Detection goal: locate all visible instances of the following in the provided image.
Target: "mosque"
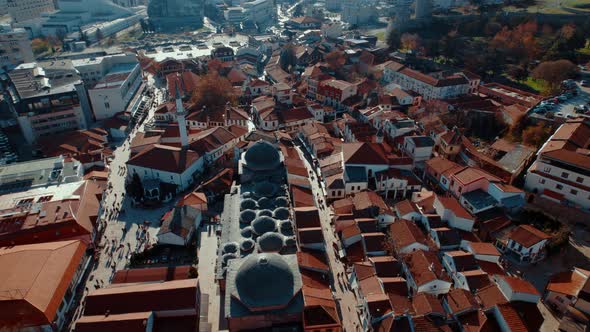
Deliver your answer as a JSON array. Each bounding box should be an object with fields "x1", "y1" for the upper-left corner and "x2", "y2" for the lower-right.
[{"x1": 217, "y1": 140, "x2": 307, "y2": 330}]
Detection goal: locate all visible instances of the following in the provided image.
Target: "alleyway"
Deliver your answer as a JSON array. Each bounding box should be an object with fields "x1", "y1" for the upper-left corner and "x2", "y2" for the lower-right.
[{"x1": 294, "y1": 141, "x2": 363, "y2": 332}]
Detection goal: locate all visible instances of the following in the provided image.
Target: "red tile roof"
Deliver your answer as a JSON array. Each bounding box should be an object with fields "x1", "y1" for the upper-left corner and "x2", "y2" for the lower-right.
[
  {"x1": 343, "y1": 142, "x2": 389, "y2": 165},
  {"x1": 389, "y1": 219, "x2": 428, "y2": 250},
  {"x1": 127, "y1": 144, "x2": 201, "y2": 174},
  {"x1": 404, "y1": 250, "x2": 450, "y2": 286},
  {"x1": 112, "y1": 266, "x2": 192, "y2": 284},
  {"x1": 546, "y1": 268, "x2": 590, "y2": 297},
  {"x1": 498, "y1": 275, "x2": 540, "y2": 296},
  {"x1": 496, "y1": 303, "x2": 528, "y2": 332},
  {"x1": 0, "y1": 240, "x2": 87, "y2": 328},
  {"x1": 83, "y1": 279, "x2": 199, "y2": 316},
  {"x1": 508, "y1": 225, "x2": 550, "y2": 248},
  {"x1": 413, "y1": 293, "x2": 446, "y2": 317},
  {"x1": 446, "y1": 288, "x2": 478, "y2": 314}
]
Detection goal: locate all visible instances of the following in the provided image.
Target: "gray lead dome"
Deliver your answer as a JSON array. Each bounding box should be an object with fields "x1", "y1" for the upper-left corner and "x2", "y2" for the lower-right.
[
  {"x1": 244, "y1": 141, "x2": 281, "y2": 171},
  {"x1": 235, "y1": 254, "x2": 295, "y2": 309}
]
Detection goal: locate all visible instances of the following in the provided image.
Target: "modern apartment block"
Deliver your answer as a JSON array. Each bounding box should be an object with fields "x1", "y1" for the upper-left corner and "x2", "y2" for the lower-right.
[
  {"x1": 6, "y1": 0, "x2": 55, "y2": 22},
  {"x1": 524, "y1": 120, "x2": 590, "y2": 211},
  {"x1": 6, "y1": 61, "x2": 93, "y2": 144},
  {"x1": 0, "y1": 25, "x2": 34, "y2": 70}
]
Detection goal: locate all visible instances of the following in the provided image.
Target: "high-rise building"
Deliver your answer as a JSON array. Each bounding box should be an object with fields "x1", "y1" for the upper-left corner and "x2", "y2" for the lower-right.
[
  {"x1": 6, "y1": 0, "x2": 55, "y2": 22},
  {"x1": 341, "y1": 0, "x2": 377, "y2": 26},
  {"x1": 393, "y1": 0, "x2": 412, "y2": 30},
  {"x1": 148, "y1": 0, "x2": 205, "y2": 32},
  {"x1": 415, "y1": 0, "x2": 433, "y2": 20},
  {"x1": 0, "y1": 25, "x2": 34, "y2": 70}
]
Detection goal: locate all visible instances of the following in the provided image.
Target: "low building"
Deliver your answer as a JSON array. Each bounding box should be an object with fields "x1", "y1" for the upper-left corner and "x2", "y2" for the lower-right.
[
  {"x1": 496, "y1": 225, "x2": 550, "y2": 264},
  {"x1": 494, "y1": 275, "x2": 541, "y2": 303},
  {"x1": 77, "y1": 278, "x2": 200, "y2": 331},
  {"x1": 402, "y1": 249, "x2": 452, "y2": 295},
  {"x1": 544, "y1": 267, "x2": 590, "y2": 315},
  {"x1": 0, "y1": 240, "x2": 88, "y2": 331},
  {"x1": 157, "y1": 205, "x2": 202, "y2": 246}
]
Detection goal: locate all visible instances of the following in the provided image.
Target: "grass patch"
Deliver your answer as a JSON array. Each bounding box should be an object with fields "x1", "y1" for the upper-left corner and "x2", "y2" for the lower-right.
[
  {"x1": 375, "y1": 31, "x2": 386, "y2": 41},
  {"x1": 520, "y1": 77, "x2": 548, "y2": 93}
]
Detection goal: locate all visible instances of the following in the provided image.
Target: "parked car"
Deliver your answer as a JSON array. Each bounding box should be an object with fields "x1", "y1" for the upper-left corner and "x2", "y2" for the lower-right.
[
  {"x1": 556, "y1": 112, "x2": 565, "y2": 117},
  {"x1": 582, "y1": 80, "x2": 590, "y2": 87},
  {"x1": 557, "y1": 95, "x2": 568, "y2": 102}
]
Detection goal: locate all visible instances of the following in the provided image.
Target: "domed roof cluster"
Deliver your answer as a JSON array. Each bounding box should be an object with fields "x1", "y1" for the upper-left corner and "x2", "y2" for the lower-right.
[
  {"x1": 235, "y1": 254, "x2": 295, "y2": 310},
  {"x1": 223, "y1": 242, "x2": 239, "y2": 254},
  {"x1": 244, "y1": 141, "x2": 281, "y2": 172},
  {"x1": 255, "y1": 181, "x2": 278, "y2": 198},
  {"x1": 274, "y1": 196, "x2": 289, "y2": 207},
  {"x1": 240, "y1": 198, "x2": 257, "y2": 211},
  {"x1": 252, "y1": 216, "x2": 277, "y2": 235},
  {"x1": 240, "y1": 210, "x2": 257, "y2": 224},
  {"x1": 273, "y1": 207, "x2": 290, "y2": 220},
  {"x1": 241, "y1": 239, "x2": 255, "y2": 252},
  {"x1": 257, "y1": 232, "x2": 285, "y2": 253}
]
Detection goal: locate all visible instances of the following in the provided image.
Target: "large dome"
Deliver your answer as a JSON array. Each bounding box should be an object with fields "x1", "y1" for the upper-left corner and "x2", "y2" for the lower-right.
[
  {"x1": 240, "y1": 210, "x2": 257, "y2": 224},
  {"x1": 252, "y1": 216, "x2": 277, "y2": 235},
  {"x1": 244, "y1": 141, "x2": 281, "y2": 171},
  {"x1": 235, "y1": 254, "x2": 295, "y2": 310}
]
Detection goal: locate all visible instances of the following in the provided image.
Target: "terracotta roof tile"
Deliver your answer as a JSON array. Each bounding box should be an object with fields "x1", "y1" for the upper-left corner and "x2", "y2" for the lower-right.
[
  {"x1": 508, "y1": 225, "x2": 550, "y2": 248},
  {"x1": 446, "y1": 288, "x2": 478, "y2": 314}
]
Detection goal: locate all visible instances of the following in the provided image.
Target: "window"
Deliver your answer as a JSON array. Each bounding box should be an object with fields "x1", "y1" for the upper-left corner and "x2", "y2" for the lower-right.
[
  {"x1": 577, "y1": 177, "x2": 584, "y2": 183},
  {"x1": 571, "y1": 189, "x2": 578, "y2": 195},
  {"x1": 544, "y1": 167, "x2": 551, "y2": 172},
  {"x1": 458, "y1": 187, "x2": 462, "y2": 193},
  {"x1": 556, "y1": 184, "x2": 563, "y2": 190},
  {"x1": 562, "y1": 172, "x2": 569, "y2": 179},
  {"x1": 104, "y1": 102, "x2": 110, "y2": 109},
  {"x1": 539, "y1": 179, "x2": 545, "y2": 184}
]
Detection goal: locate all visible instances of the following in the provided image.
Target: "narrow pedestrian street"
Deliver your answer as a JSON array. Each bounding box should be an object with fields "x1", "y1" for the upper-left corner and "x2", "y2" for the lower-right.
[
  {"x1": 66, "y1": 84, "x2": 167, "y2": 330},
  {"x1": 294, "y1": 142, "x2": 363, "y2": 332}
]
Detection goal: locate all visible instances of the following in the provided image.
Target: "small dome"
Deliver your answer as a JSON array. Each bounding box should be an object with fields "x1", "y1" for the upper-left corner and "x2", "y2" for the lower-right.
[
  {"x1": 257, "y1": 232, "x2": 284, "y2": 253},
  {"x1": 240, "y1": 198, "x2": 257, "y2": 210},
  {"x1": 257, "y1": 209, "x2": 273, "y2": 218},
  {"x1": 273, "y1": 207, "x2": 290, "y2": 220},
  {"x1": 241, "y1": 239, "x2": 255, "y2": 252},
  {"x1": 257, "y1": 197, "x2": 274, "y2": 210},
  {"x1": 284, "y1": 236, "x2": 297, "y2": 247},
  {"x1": 222, "y1": 253, "x2": 238, "y2": 266},
  {"x1": 241, "y1": 226, "x2": 253, "y2": 238},
  {"x1": 279, "y1": 220, "x2": 293, "y2": 232},
  {"x1": 251, "y1": 216, "x2": 277, "y2": 235},
  {"x1": 274, "y1": 196, "x2": 288, "y2": 207},
  {"x1": 235, "y1": 254, "x2": 295, "y2": 310},
  {"x1": 240, "y1": 209, "x2": 257, "y2": 224},
  {"x1": 255, "y1": 181, "x2": 278, "y2": 198},
  {"x1": 223, "y1": 242, "x2": 239, "y2": 254},
  {"x1": 244, "y1": 141, "x2": 281, "y2": 171}
]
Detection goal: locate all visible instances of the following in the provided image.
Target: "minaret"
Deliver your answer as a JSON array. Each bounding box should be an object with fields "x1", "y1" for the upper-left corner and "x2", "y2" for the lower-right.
[{"x1": 175, "y1": 82, "x2": 189, "y2": 148}]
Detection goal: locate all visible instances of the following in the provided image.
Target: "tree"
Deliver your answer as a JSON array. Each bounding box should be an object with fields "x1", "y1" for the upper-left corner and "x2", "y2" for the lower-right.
[
  {"x1": 386, "y1": 28, "x2": 401, "y2": 50},
  {"x1": 31, "y1": 38, "x2": 50, "y2": 55},
  {"x1": 522, "y1": 123, "x2": 551, "y2": 147},
  {"x1": 190, "y1": 71, "x2": 236, "y2": 113},
  {"x1": 279, "y1": 45, "x2": 296, "y2": 72},
  {"x1": 401, "y1": 33, "x2": 421, "y2": 52},
  {"x1": 531, "y1": 59, "x2": 578, "y2": 94},
  {"x1": 325, "y1": 50, "x2": 345, "y2": 70},
  {"x1": 128, "y1": 172, "x2": 144, "y2": 199},
  {"x1": 506, "y1": 64, "x2": 528, "y2": 82}
]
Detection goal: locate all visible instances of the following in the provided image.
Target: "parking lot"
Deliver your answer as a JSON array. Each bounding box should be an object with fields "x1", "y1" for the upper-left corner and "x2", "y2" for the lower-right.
[{"x1": 529, "y1": 82, "x2": 590, "y2": 121}]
